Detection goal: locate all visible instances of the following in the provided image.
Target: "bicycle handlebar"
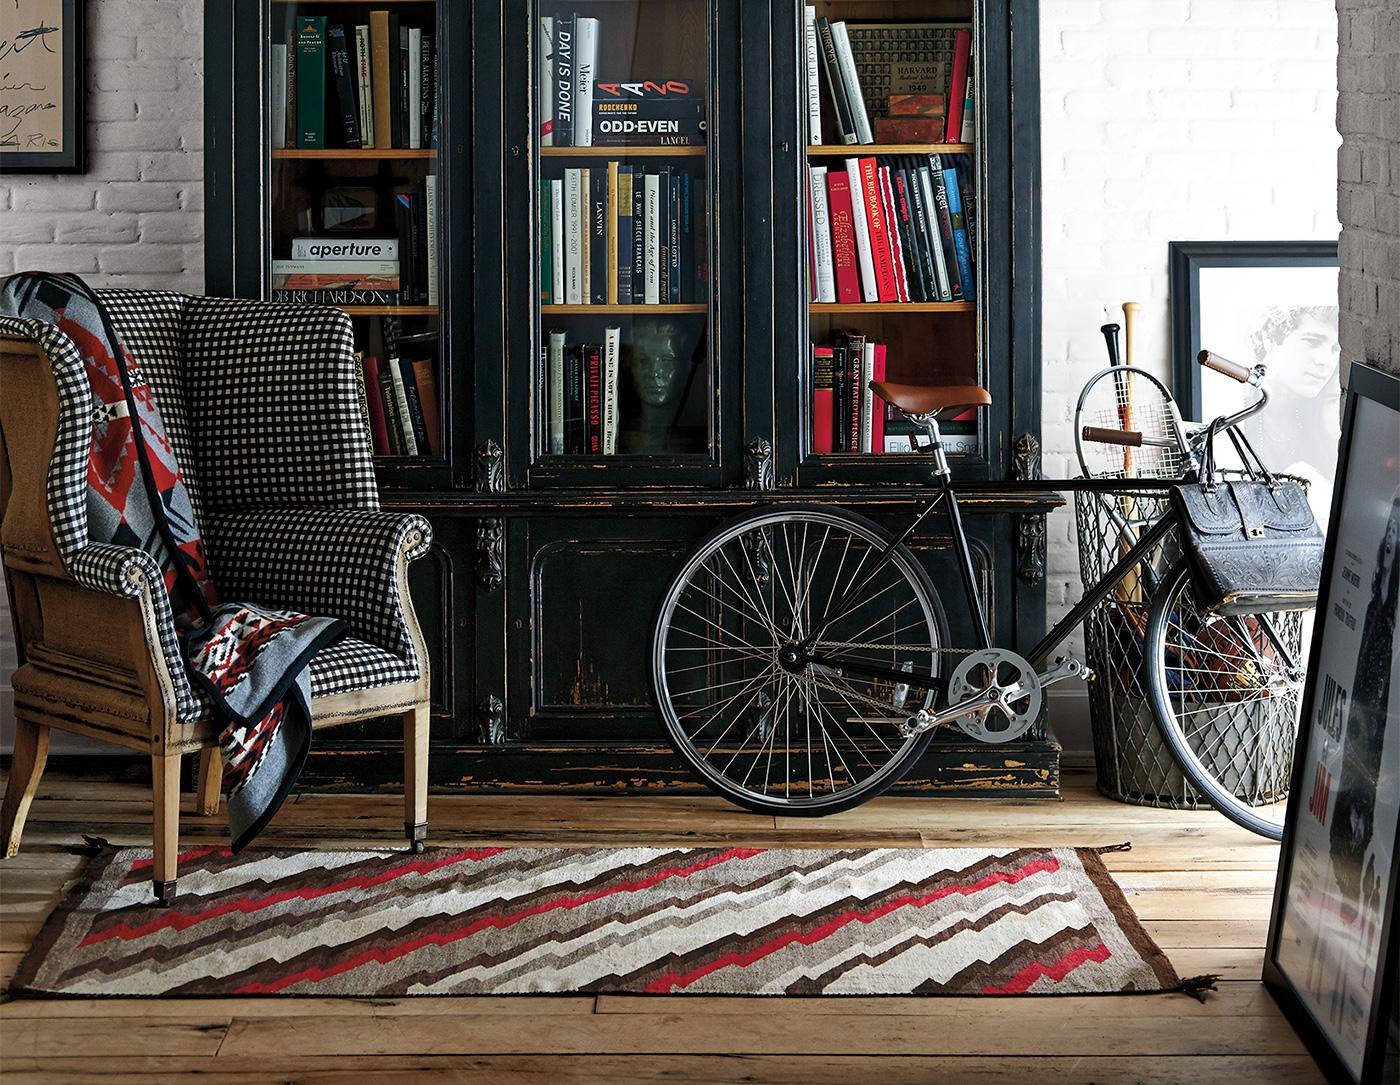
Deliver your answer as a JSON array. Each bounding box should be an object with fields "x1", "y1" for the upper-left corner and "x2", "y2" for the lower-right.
[
  {"x1": 1082, "y1": 426, "x2": 1141, "y2": 447},
  {"x1": 1198, "y1": 349, "x2": 1253, "y2": 383}
]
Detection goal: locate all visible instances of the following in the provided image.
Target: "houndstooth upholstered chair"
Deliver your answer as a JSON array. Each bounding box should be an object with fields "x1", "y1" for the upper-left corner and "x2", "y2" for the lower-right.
[{"x1": 0, "y1": 290, "x2": 432, "y2": 900}]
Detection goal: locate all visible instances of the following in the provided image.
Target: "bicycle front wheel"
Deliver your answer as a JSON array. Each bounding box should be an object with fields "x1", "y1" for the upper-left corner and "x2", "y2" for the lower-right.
[
  {"x1": 1144, "y1": 559, "x2": 1308, "y2": 839},
  {"x1": 652, "y1": 505, "x2": 949, "y2": 815}
]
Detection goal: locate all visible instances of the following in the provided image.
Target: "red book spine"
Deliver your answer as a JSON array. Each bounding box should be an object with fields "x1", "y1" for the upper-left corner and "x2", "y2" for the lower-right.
[
  {"x1": 361, "y1": 354, "x2": 391, "y2": 455},
  {"x1": 825, "y1": 173, "x2": 861, "y2": 304},
  {"x1": 586, "y1": 345, "x2": 602, "y2": 454},
  {"x1": 879, "y1": 166, "x2": 909, "y2": 303},
  {"x1": 872, "y1": 343, "x2": 887, "y2": 452},
  {"x1": 858, "y1": 157, "x2": 898, "y2": 303},
  {"x1": 813, "y1": 344, "x2": 835, "y2": 455},
  {"x1": 945, "y1": 30, "x2": 971, "y2": 144}
]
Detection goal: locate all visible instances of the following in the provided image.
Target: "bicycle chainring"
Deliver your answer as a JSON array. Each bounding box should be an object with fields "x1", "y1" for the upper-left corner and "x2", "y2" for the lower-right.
[{"x1": 946, "y1": 649, "x2": 1042, "y2": 744}]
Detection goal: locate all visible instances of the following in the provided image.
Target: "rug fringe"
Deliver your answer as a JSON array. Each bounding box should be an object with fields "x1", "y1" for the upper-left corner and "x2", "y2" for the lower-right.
[
  {"x1": 1092, "y1": 842, "x2": 1132, "y2": 854},
  {"x1": 1173, "y1": 973, "x2": 1221, "y2": 1003}
]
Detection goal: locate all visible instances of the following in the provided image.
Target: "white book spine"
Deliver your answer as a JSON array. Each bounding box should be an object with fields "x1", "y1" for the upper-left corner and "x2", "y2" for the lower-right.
[
  {"x1": 602, "y1": 327, "x2": 620, "y2": 454},
  {"x1": 387, "y1": 358, "x2": 419, "y2": 456},
  {"x1": 548, "y1": 330, "x2": 566, "y2": 454},
  {"x1": 808, "y1": 167, "x2": 836, "y2": 303},
  {"x1": 919, "y1": 166, "x2": 952, "y2": 301},
  {"x1": 574, "y1": 16, "x2": 598, "y2": 146},
  {"x1": 271, "y1": 44, "x2": 288, "y2": 150},
  {"x1": 959, "y1": 60, "x2": 975, "y2": 144},
  {"x1": 550, "y1": 178, "x2": 565, "y2": 304},
  {"x1": 565, "y1": 168, "x2": 584, "y2": 304},
  {"x1": 644, "y1": 174, "x2": 661, "y2": 304},
  {"x1": 408, "y1": 27, "x2": 422, "y2": 148},
  {"x1": 425, "y1": 174, "x2": 439, "y2": 305},
  {"x1": 830, "y1": 22, "x2": 872, "y2": 144},
  {"x1": 579, "y1": 168, "x2": 591, "y2": 303},
  {"x1": 539, "y1": 17, "x2": 555, "y2": 146},
  {"x1": 354, "y1": 28, "x2": 374, "y2": 149},
  {"x1": 879, "y1": 166, "x2": 908, "y2": 303},
  {"x1": 803, "y1": 7, "x2": 822, "y2": 145},
  {"x1": 845, "y1": 158, "x2": 878, "y2": 302},
  {"x1": 860, "y1": 342, "x2": 875, "y2": 453},
  {"x1": 272, "y1": 259, "x2": 399, "y2": 275}
]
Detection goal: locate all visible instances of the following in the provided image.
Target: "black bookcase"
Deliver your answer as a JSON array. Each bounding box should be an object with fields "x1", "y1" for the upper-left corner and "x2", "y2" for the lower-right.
[{"x1": 205, "y1": 0, "x2": 1062, "y2": 796}]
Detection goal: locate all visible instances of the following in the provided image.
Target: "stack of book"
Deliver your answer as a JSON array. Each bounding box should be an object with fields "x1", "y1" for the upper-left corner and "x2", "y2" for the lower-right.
[
  {"x1": 539, "y1": 14, "x2": 705, "y2": 147},
  {"x1": 361, "y1": 327, "x2": 441, "y2": 458},
  {"x1": 540, "y1": 163, "x2": 705, "y2": 305},
  {"x1": 807, "y1": 154, "x2": 975, "y2": 305},
  {"x1": 273, "y1": 11, "x2": 436, "y2": 151},
  {"x1": 804, "y1": 10, "x2": 973, "y2": 146},
  {"x1": 544, "y1": 327, "x2": 623, "y2": 455},
  {"x1": 812, "y1": 332, "x2": 978, "y2": 455}
]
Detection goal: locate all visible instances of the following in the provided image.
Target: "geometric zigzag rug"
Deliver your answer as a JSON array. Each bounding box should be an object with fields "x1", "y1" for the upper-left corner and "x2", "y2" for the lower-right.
[{"x1": 9, "y1": 843, "x2": 1215, "y2": 999}]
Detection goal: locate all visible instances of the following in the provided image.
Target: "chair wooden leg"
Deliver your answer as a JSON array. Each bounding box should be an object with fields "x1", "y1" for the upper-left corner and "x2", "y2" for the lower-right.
[
  {"x1": 151, "y1": 751, "x2": 181, "y2": 905},
  {"x1": 195, "y1": 746, "x2": 222, "y2": 816},
  {"x1": 1, "y1": 718, "x2": 50, "y2": 859},
  {"x1": 403, "y1": 704, "x2": 429, "y2": 853}
]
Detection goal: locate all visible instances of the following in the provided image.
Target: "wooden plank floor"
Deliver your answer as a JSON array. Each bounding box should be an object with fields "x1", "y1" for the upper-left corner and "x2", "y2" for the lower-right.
[{"x1": 0, "y1": 764, "x2": 1318, "y2": 1084}]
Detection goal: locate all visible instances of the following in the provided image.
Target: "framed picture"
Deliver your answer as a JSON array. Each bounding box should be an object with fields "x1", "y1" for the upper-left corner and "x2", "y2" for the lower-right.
[
  {"x1": 1263, "y1": 362, "x2": 1399, "y2": 1085},
  {"x1": 0, "y1": 0, "x2": 86, "y2": 173},
  {"x1": 1169, "y1": 240, "x2": 1339, "y2": 521}
]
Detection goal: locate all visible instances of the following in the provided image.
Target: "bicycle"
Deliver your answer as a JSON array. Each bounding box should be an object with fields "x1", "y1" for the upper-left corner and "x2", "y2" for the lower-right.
[{"x1": 650, "y1": 349, "x2": 1310, "y2": 838}]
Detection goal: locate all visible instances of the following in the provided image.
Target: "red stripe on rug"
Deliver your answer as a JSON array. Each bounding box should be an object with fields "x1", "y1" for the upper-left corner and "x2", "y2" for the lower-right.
[
  {"x1": 129, "y1": 846, "x2": 232, "y2": 872},
  {"x1": 233, "y1": 847, "x2": 767, "y2": 994},
  {"x1": 644, "y1": 854, "x2": 1061, "y2": 993},
  {"x1": 980, "y1": 941, "x2": 1112, "y2": 994},
  {"x1": 81, "y1": 849, "x2": 509, "y2": 946}
]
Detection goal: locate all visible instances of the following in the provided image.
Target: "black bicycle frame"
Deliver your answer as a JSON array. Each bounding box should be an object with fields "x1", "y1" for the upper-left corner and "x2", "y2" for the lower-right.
[{"x1": 798, "y1": 476, "x2": 1179, "y2": 692}]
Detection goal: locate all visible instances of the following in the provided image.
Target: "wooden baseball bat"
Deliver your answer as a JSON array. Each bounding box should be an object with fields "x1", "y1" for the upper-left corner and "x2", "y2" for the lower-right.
[{"x1": 1119, "y1": 301, "x2": 1143, "y2": 599}]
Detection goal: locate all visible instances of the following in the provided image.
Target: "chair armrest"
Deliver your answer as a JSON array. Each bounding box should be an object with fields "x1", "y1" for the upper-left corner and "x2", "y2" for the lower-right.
[{"x1": 205, "y1": 508, "x2": 432, "y2": 663}]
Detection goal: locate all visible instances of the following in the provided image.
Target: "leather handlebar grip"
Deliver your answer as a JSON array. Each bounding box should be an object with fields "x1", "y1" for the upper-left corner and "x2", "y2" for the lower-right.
[
  {"x1": 1198, "y1": 349, "x2": 1252, "y2": 383},
  {"x1": 1082, "y1": 426, "x2": 1143, "y2": 447}
]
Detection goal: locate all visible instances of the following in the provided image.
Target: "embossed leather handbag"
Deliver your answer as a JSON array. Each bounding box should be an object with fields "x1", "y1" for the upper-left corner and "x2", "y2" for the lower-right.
[{"x1": 1169, "y1": 423, "x2": 1324, "y2": 615}]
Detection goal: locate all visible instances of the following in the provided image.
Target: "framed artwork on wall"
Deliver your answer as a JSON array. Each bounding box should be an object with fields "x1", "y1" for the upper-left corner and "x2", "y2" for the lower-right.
[
  {"x1": 1263, "y1": 362, "x2": 1399, "y2": 1085},
  {"x1": 1169, "y1": 240, "x2": 1339, "y2": 521},
  {"x1": 0, "y1": 0, "x2": 86, "y2": 174}
]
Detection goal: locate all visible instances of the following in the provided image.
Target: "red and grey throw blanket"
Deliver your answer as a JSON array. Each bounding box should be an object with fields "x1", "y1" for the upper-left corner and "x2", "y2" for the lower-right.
[{"x1": 1, "y1": 273, "x2": 344, "y2": 850}]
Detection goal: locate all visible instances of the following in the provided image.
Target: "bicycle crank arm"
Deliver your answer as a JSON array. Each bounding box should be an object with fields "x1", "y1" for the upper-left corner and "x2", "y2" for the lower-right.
[
  {"x1": 1036, "y1": 656, "x2": 1091, "y2": 689},
  {"x1": 899, "y1": 686, "x2": 1005, "y2": 738}
]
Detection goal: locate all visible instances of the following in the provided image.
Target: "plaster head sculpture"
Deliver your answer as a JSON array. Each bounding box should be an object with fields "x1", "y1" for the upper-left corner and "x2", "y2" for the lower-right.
[{"x1": 628, "y1": 319, "x2": 690, "y2": 409}]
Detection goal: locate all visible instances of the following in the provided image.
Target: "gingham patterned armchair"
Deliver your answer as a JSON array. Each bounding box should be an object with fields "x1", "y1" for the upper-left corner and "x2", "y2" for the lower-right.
[{"x1": 0, "y1": 291, "x2": 433, "y2": 896}]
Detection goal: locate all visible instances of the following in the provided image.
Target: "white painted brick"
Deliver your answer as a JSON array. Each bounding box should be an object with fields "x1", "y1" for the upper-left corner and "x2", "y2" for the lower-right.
[
  {"x1": 137, "y1": 211, "x2": 204, "y2": 243},
  {"x1": 94, "y1": 181, "x2": 183, "y2": 212},
  {"x1": 10, "y1": 186, "x2": 97, "y2": 212},
  {"x1": 54, "y1": 212, "x2": 140, "y2": 244}
]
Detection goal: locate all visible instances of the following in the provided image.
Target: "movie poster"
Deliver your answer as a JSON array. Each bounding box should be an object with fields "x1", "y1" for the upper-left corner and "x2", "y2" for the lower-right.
[{"x1": 1275, "y1": 395, "x2": 1400, "y2": 1078}]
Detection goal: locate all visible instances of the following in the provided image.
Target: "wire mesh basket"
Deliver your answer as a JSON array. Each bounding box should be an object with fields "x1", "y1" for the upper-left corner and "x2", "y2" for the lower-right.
[{"x1": 1073, "y1": 485, "x2": 1300, "y2": 809}]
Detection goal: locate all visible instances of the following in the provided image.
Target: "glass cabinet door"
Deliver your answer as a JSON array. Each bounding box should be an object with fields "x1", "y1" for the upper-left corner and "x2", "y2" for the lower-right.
[
  {"x1": 531, "y1": 1, "x2": 718, "y2": 477},
  {"x1": 797, "y1": 1, "x2": 984, "y2": 483},
  {"x1": 268, "y1": 1, "x2": 447, "y2": 466}
]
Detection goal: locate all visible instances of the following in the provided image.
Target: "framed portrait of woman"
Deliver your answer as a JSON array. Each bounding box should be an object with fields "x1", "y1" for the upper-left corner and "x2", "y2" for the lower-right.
[
  {"x1": 1263, "y1": 363, "x2": 1399, "y2": 1085},
  {"x1": 1169, "y1": 241, "x2": 1339, "y2": 522}
]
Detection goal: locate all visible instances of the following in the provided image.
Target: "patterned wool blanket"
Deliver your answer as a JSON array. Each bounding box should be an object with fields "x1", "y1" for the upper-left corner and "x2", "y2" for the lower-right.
[{"x1": 0, "y1": 272, "x2": 344, "y2": 850}]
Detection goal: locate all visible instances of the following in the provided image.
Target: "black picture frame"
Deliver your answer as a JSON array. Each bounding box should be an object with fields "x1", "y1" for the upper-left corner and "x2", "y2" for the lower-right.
[
  {"x1": 1262, "y1": 361, "x2": 1400, "y2": 1085},
  {"x1": 1168, "y1": 240, "x2": 1338, "y2": 421},
  {"x1": 0, "y1": 0, "x2": 86, "y2": 174}
]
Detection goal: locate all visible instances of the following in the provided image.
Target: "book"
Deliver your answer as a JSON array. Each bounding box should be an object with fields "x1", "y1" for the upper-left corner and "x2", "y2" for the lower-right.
[
  {"x1": 574, "y1": 16, "x2": 599, "y2": 146},
  {"x1": 397, "y1": 21, "x2": 410, "y2": 149},
  {"x1": 830, "y1": 22, "x2": 872, "y2": 144},
  {"x1": 632, "y1": 171, "x2": 646, "y2": 301},
  {"x1": 945, "y1": 29, "x2": 972, "y2": 144},
  {"x1": 921, "y1": 163, "x2": 955, "y2": 301},
  {"x1": 859, "y1": 157, "x2": 899, "y2": 302},
  {"x1": 564, "y1": 343, "x2": 586, "y2": 453},
  {"x1": 888, "y1": 93, "x2": 946, "y2": 115},
  {"x1": 584, "y1": 343, "x2": 602, "y2": 454},
  {"x1": 812, "y1": 345, "x2": 835, "y2": 454},
  {"x1": 376, "y1": 356, "x2": 404, "y2": 454},
  {"x1": 285, "y1": 28, "x2": 298, "y2": 148},
  {"x1": 815, "y1": 17, "x2": 856, "y2": 144},
  {"x1": 272, "y1": 259, "x2": 399, "y2": 288},
  {"x1": 846, "y1": 158, "x2": 880, "y2": 302},
  {"x1": 327, "y1": 23, "x2": 360, "y2": 148},
  {"x1": 960, "y1": 56, "x2": 974, "y2": 143},
  {"x1": 871, "y1": 342, "x2": 887, "y2": 452},
  {"x1": 295, "y1": 15, "x2": 327, "y2": 149},
  {"x1": 421, "y1": 30, "x2": 434, "y2": 148},
  {"x1": 361, "y1": 354, "x2": 391, "y2": 455},
  {"x1": 617, "y1": 167, "x2": 634, "y2": 304},
  {"x1": 387, "y1": 13, "x2": 403, "y2": 147},
  {"x1": 843, "y1": 22, "x2": 964, "y2": 123},
  {"x1": 606, "y1": 161, "x2": 619, "y2": 304},
  {"x1": 553, "y1": 13, "x2": 575, "y2": 147},
  {"x1": 879, "y1": 166, "x2": 909, "y2": 302},
  {"x1": 393, "y1": 190, "x2": 417, "y2": 302},
  {"x1": 398, "y1": 355, "x2": 430, "y2": 452},
  {"x1": 291, "y1": 237, "x2": 398, "y2": 260},
  {"x1": 386, "y1": 350, "x2": 419, "y2": 455},
  {"x1": 643, "y1": 173, "x2": 661, "y2": 304},
  {"x1": 550, "y1": 177, "x2": 565, "y2": 303},
  {"x1": 370, "y1": 10, "x2": 393, "y2": 149},
  {"x1": 354, "y1": 25, "x2": 374, "y2": 147},
  {"x1": 668, "y1": 171, "x2": 681, "y2": 303},
  {"x1": 271, "y1": 44, "x2": 288, "y2": 150},
  {"x1": 548, "y1": 330, "x2": 566, "y2": 454},
  {"x1": 579, "y1": 168, "x2": 592, "y2": 302},
  {"x1": 593, "y1": 97, "x2": 706, "y2": 146},
  {"x1": 941, "y1": 156, "x2": 976, "y2": 301},
  {"x1": 540, "y1": 179, "x2": 552, "y2": 304},
  {"x1": 539, "y1": 17, "x2": 555, "y2": 145},
  {"x1": 564, "y1": 168, "x2": 583, "y2": 304},
  {"x1": 804, "y1": 6, "x2": 822, "y2": 144},
  {"x1": 425, "y1": 173, "x2": 439, "y2": 305},
  {"x1": 808, "y1": 166, "x2": 836, "y2": 303},
  {"x1": 872, "y1": 117, "x2": 946, "y2": 142},
  {"x1": 892, "y1": 167, "x2": 926, "y2": 302},
  {"x1": 274, "y1": 288, "x2": 401, "y2": 305},
  {"x1": 590, "y1": 166, "x2": 607, "y2": 305},
  {"x1": 859, "y1": 339, "x2": 873, "y2": 453},
  {"x1": 824, "y1": 170, "x2": 861, "y2": 304},
  {"x1": 694, "y1": 175, "x2": 707, "y2": 298},
  {"x1": 408, "y1": 26, "x2": 423, "y2": 148},
  {"x1": 602, "y1": 327, "x2": 621, "y2": 454},
  {"x1": 411, "y1": 358, "x2": 440, "y2": 456},
  {"x1": 680, "y1": 171, "x2": 695, "y2": 304}
]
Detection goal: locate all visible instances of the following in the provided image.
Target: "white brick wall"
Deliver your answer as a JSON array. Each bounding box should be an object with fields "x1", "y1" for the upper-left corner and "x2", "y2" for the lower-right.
[
  {"x1": 0, "y1": 0, "x2": 203, "y2": 752},
  {"x1": 1039, "y1": 0, "x2": 1339, "y2": 751}
]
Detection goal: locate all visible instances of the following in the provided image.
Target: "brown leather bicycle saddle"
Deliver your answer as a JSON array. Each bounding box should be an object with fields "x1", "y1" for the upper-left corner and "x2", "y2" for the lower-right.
[{"x1": 869, "y1": 381, "x2": 993, "y2": 416}]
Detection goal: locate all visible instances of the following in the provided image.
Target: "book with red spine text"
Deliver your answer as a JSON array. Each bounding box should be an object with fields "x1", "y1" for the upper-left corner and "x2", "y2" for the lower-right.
[
  {"x1": 878, "y1": 166, "x2": 909, "y2": 302},
  {"x1": 825, "y1": 171, "x2": 862, "y2": 303},
  {"x1": 813, "y1": 346, "x2": 835, "y2": 454},
  {"x1": 871, "y1": 343, "x2": 887, "y2": 452},
  {"x1": 944, "y1": 30, "x2": 972, "y2": 144},
  {"x1": 585, "y1": 344, "x2": 602, "y2": 454},
  {"x1": 857, "y1": 157, "x2": 899, "y2": 302}
]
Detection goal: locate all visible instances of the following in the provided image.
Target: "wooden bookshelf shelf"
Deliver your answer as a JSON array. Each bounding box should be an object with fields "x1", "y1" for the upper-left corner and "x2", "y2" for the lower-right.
[
  {"x1": 540, "y1": 146, "x2": 707, "y2": 158},
  {"x1": 543, "y1": 304, "x2": 706, "y2": 314},
  {"x1": 273, "y1": 148, "x2": 437, "y2": 160},
  {"x1": 810, "y1": 302, "x2": 975, "y2": 313},
  {"x1": 807, "y1": 144, "x2": 973, "y2": 156},
  {"x1": 333, "y1": 304, "x2": 439, "y2": 316}
]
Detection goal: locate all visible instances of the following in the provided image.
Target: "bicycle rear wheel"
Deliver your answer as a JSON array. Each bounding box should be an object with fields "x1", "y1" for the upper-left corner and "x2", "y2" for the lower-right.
[
  {"x1": 651, "y1": 505, "x2": 949, "y2": 815},
  {"x1": 1144, "y1": 559, "x2": 1307, "y2": 839}
]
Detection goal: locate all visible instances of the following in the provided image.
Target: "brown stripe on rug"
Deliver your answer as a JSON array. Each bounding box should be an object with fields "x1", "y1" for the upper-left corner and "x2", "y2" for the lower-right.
[{"x1": 9, "y1": 844, "x2": 1214, "y2": 998}]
